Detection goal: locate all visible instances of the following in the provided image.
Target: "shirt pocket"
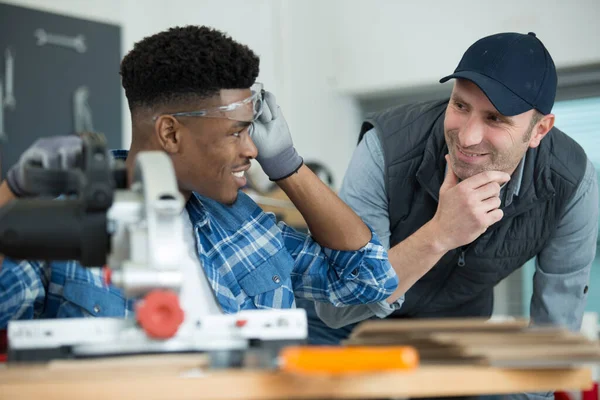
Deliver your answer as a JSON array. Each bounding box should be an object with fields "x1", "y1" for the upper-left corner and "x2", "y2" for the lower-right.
[
  {"x1": 56, "y1": 280, "x2": 128, "y2": 318},
  {"x1": 238, "y1": 250, "x2": 295, "y2": 309}
]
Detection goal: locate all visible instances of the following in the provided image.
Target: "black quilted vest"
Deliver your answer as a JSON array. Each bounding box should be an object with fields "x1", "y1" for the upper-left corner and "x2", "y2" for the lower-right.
[{"x1": 359, "y1": 99, "x2": 587, "y2": 318}]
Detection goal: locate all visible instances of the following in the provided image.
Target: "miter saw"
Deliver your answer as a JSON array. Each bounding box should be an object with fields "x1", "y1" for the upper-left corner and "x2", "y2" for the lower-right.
[{"x1": 0, "y1": 133, "x2": 307, "y2": 364}]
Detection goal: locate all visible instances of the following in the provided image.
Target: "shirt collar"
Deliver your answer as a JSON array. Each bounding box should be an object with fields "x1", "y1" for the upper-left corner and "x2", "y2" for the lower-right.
[{"x1": 503, "y1": 152, "x2": 526, "y2": 207}]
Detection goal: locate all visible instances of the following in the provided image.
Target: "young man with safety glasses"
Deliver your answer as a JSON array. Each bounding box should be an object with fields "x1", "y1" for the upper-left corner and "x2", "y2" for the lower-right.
[{"x1": 0, "y1": 26, "x2": 399, "y2": 326}]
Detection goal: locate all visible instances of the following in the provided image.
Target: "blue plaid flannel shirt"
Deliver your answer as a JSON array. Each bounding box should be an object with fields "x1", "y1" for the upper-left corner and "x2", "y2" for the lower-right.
[{"x1": 0, "y1": 150, "x2": 398, "y2": 328}]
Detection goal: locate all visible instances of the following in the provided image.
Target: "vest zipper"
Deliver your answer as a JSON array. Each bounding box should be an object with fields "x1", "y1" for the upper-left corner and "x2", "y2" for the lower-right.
[
  {"x1": 457, "y1": 243, "x2": 471, "y2": 267},
  {"x1": 457, "y1": 250, "x2": 466, "y2": 267}
]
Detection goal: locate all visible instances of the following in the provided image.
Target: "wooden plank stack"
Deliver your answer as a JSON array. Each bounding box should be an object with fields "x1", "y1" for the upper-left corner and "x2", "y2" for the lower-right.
[{"x1": 344, "y1": 318, "x2": 600, "y2": 368}]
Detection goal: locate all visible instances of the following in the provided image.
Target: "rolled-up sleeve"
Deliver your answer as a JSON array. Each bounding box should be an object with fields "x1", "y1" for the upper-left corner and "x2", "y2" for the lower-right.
[
  {"x1": 280, "y1": 222, "x2": 398, "y2": 306},
  {"x1": 0, "y1": 258, "x2": 47, "y2": 328},
  {"x1": 314, "y1": 297, "x2": 403, "y2": 329}
]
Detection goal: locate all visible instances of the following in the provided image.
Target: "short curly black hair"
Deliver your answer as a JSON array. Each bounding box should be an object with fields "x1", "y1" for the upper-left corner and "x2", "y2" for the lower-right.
[{"x1": 120, "y1": 26, "x2": 260, "y2": 111}]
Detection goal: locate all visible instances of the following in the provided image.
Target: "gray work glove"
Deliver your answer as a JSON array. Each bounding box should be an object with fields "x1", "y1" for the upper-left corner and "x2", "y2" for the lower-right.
[
  {"x1": 6, "y1": 135, "x2": 82, "y2": 197},
  {"x1": 250, "y1": 91, "x2": 303, "y2": 181}
]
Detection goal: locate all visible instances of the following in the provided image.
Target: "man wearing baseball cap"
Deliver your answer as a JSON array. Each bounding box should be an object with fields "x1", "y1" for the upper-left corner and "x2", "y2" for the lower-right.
[{"x1": 302, "y1": 32, "x2": 598, "y2": 376}]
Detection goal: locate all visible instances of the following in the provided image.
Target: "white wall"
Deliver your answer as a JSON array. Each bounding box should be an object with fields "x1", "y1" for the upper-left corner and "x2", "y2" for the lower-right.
[
  {"x1": 330, "y1": 0, "x2": 600, "y2": 96},
  {"x1": 277, "y1": 0, "x2": 363, "y2": 188},
  {"x1": 2, "y1": 0, "x2": 599, "y2": 188}
]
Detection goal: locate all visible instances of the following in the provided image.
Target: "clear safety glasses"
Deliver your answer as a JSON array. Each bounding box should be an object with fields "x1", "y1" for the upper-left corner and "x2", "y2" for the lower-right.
[{"x1": 154, "y1": 82, "x2": 264, "y2": 123}]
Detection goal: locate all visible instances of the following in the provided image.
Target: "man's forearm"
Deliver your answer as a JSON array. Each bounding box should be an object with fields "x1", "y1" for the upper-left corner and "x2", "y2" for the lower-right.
[
  {"x1": 276, "y1": 165, "x2": 372, "y2": 251},
  {"x1": 386, "y1": 221, "x2": 449, "y2": 301},
  {"x1": 0, "y1": 181, "x2": 17, "y2": 266},
  {"x1": 277, "y1": 164, "x2": 448, "y2": 300}
]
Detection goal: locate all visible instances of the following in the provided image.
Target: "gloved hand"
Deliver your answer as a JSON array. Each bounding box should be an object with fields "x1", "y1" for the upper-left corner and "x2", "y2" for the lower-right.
[
  {"x1": 6, "y1": 135, "x2": 82, "y2": 197},
  {"x1": 250, "y1": 91, "x2": 303, "y2": 181}
]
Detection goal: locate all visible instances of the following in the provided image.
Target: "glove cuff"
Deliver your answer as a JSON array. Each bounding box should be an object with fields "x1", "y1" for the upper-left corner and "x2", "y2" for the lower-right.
[
  {"x1": 270, "y1": 159, "x2": 304, "y2": 182},
  {"x1": 257, "y1": 147, "x2": 304, "y2": 181}
]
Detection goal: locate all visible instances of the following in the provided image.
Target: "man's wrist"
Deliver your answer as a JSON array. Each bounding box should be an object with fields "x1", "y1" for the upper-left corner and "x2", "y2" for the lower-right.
[
  {"x1": 418, "y1": 220, "x2": 451, "y2": 255},
  {"x1": 270, "y1": 160, "x2": 304, "y2": 182},
  {"x1": 0, "y1": 180, "x2": 18, "y2": 203}
]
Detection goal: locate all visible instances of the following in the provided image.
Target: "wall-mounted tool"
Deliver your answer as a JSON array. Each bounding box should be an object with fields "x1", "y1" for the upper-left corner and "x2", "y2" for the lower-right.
[
  {"x1": 73, "y1": 86, "x2": 94, "y2": 133},
  {"x1": 3, "y1": 48, "x2": 15, "y2": 110},
  {"x1": 34, "y1": 28, "x2": 87, "y2": 53}
]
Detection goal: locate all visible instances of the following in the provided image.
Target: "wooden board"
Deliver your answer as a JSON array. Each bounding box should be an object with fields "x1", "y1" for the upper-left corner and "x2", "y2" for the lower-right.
[
  {"x1": 346, "y1": 318, "x2": 600, "y2": 368},
  {"x1": 0, "y1": 359, "x2": 593, "y2": 400},
  {"x1": 349, "y1": 318, "x2": 530, "y2": 337}
]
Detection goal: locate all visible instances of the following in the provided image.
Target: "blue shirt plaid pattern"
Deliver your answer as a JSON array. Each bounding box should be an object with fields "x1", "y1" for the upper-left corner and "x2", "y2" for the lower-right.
[{"x1": 0, "y1": 150, "x2": 398, "y2": 328}]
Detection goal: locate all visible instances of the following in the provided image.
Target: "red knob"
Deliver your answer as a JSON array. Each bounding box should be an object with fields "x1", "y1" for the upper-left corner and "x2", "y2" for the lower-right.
[{"x1": 136, "y1": 290, "x2": 184, "y2": 339}]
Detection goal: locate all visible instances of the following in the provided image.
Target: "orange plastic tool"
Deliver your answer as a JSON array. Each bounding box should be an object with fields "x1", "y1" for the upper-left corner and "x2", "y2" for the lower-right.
[{"x1": 279, "y1": 346, "x2": 419, "y2": 375}]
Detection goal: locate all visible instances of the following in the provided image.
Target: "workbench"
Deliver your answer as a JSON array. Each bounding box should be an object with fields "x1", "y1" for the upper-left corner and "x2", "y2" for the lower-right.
[{"x1": 0, "y1": 354, "x2": 593, "y2": 400}]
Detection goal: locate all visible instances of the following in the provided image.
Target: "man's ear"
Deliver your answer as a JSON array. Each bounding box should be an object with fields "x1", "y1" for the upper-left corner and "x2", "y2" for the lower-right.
[
  {"x1": 529, "y1": 114, "x2": 555, "y2": 149},
  {"x1": 154, "y1": 115, "x2": 183, "y2": 154}
]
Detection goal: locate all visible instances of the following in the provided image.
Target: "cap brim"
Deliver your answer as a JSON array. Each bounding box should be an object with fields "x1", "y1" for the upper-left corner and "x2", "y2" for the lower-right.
[{"x1": 439, "y1": 71, "x2": 532, "y2": 117}]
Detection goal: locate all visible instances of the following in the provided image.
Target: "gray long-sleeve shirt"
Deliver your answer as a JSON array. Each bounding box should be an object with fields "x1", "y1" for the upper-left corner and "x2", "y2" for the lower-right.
[{"x1": 316, "y1": 128, "x2": 598, "y2": 332}]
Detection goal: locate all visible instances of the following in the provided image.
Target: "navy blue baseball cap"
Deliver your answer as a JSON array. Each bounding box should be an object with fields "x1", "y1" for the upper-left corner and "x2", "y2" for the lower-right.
[{"x1": 440, "y1": 32, "x2": 557, "y2": 116}]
